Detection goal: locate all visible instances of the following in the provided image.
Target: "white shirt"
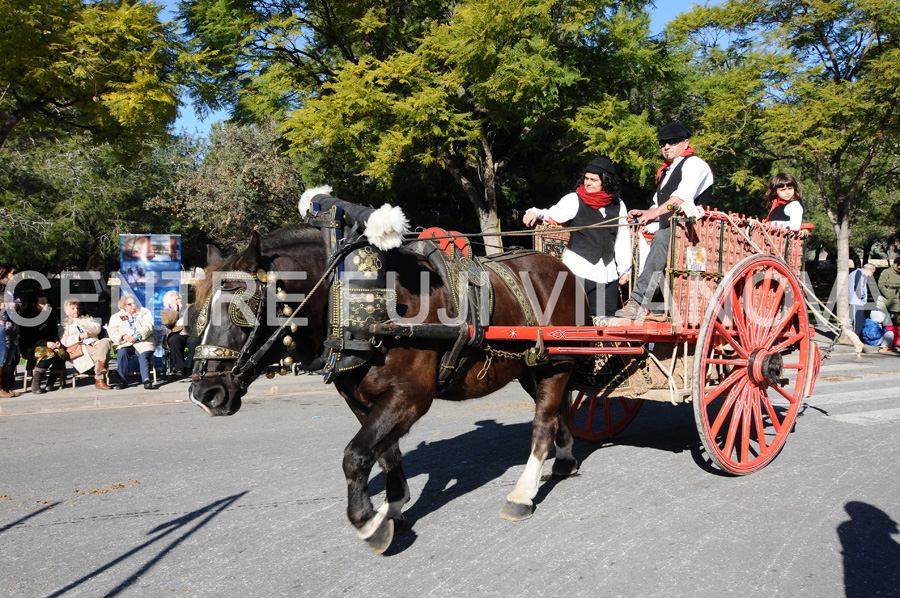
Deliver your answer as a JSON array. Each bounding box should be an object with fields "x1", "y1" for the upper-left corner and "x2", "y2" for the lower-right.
[
  {"x1": 654, "y1": 155, "x2": 714, "y2": 208},
  {"x1": 526, "y1": 193, "x2": 631, "y2": 284},
  {"x1": 767, "y1": 201, "x2": 803, "y2": 232}
]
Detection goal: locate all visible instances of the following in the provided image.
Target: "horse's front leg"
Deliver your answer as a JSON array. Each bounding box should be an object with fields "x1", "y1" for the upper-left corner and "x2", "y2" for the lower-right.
[
  {"x1": 343, "y1": 394, "x2": 429, "y2": 554},
  {"x1": 501, "y1": 361, "x2": 574, "y2": 521}
]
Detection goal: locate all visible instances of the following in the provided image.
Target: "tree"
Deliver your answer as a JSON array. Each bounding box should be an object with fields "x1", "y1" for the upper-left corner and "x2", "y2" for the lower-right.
[
  {"x1": 0, "y1": 0, "x2": 182, "y2": 148},
  {"x1": 180, "y1": 0, "x2": 664, "y2": 254},
  {"x1": 148, "y1": 120, "x2": 306, "y2": 253},
  {"x1": 0, "y1": 134, "x2": 190, "y2": 272},
  {"x1": 668, "y1": 0, "x2": 900, "y2": 324}
]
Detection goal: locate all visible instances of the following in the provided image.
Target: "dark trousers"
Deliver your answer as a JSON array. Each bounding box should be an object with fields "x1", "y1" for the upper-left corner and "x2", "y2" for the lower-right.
[
  {"x1": 631, "y1": 227, "x2": 672, "y2": 305},
  {"x1": 583, "y1": 279, "x2": 621, "y2": 318},
  {"x1": 168, "y1": 333, "x2": 200, "y2": 373}
]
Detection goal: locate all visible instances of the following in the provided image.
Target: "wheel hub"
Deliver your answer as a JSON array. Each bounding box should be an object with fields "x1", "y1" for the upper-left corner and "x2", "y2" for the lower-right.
[{"x1": 748, "y1": 348, "x2": 784, "y2": 386}]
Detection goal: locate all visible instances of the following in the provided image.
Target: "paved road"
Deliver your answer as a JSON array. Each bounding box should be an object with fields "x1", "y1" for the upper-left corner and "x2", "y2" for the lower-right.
[{"x1": 1, "y1": 346, "x2": 899, "y2": 598}]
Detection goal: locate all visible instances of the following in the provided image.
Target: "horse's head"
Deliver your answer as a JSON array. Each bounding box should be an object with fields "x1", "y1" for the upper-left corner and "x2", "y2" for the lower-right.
[
  {"x1": 187, "y1": 226, "x2": 331, "y2": 416},
  {"x1": 188, "y1": 234, "x2": 274, "y2": 416}
]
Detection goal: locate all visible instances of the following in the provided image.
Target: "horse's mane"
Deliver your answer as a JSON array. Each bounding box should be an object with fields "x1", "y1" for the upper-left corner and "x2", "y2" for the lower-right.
[{"x1": 193, "y1": 224, "x2": 323, "y2": 310}]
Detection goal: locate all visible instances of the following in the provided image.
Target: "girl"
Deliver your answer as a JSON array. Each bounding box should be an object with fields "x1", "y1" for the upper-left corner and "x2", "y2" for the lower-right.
[{"x1": 764, "y1": 173, "x2": 804, "y2": 231}]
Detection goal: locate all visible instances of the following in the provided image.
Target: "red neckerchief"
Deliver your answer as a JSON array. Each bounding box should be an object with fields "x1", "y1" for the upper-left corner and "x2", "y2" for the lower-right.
[
  {"x1": 576, "y1": 185, "x2": 613, "y2": 209},
  {"x1": 765, "y1": 198, "x2": 789, "y2": 221},
  {"x1": 656, "y1": 145, "x2": 696, "y2": 183}
]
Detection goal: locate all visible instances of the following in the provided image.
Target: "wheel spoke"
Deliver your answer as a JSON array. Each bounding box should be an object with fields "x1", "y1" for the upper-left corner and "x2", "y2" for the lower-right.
[
  {"x1": 740, "y1": 389, "x2": 753, "y2": 463},
  {"x1": 584, "y1": 394, "x2": 597, "y2": 431},
  {"x1": 729, "y1": 286, "x2": 751, "y2": 344},
  {"x1": 703, "y1": 366, "x2": 746, "y2": 406},
  {"x1": 713, "y1": 319, "x2": 749, "y2": 358},
  {"x1": 751, "y1": 387, "x2": 769, "y2": 456},
  {"x1": 758, "y1": 276, "x2": 788, "y2": 336},
  {"x1": 705, "y1": 358, "x2": 749, "y2": 367},
  {"x1": 762, "y1": 302, "x2": 800, "y2": 348},
  {"x1": 770, "y1": 379, "x2": 800, "y2": 404},
  {"x1": 761, "y1": 389, "x2": 783, "y2": 434},
  {"x1": 709, "y1": 379, "x2": 743, "y2": 439},
  {"x1": 771, "y1": 331, "x2": 806, "y2": 354},
  {"x1": 723, "y1": 387, "x2": 745, "y2": 460}
]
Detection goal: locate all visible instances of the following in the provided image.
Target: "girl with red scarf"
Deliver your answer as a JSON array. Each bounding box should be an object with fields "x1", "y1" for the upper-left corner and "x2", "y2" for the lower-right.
[
  {"x1": 763, "y1": 173, "x2": 804, "y2": 231},
  {"x1": 523, "y1": 157, "x2": 631, "y2": 318}
]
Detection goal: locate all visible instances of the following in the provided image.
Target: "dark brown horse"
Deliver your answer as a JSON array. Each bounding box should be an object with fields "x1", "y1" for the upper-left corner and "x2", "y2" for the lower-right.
[{"x1": 188, "y1": 221, "x2": 585, "y2": 553}]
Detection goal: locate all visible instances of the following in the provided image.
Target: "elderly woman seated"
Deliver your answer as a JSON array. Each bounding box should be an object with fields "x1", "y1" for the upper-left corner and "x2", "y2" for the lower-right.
[
  {"x1": 60, "y1": 299, "x2": 114, "y2": 390},
  {"x1": 107, "y1": 294, "x2": 157, "y2": 390},
  {"x1": 160, "y1": 290, "x2": 199, "y2": 377}
]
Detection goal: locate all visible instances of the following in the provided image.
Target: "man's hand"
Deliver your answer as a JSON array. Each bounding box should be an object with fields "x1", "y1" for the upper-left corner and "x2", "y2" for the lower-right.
[
  {"x1": 522, "y1": 211, "x2": 540, "y2": 227},
  {"x1": 618, "y1": 272, "x2": 630, "y2": 285}
]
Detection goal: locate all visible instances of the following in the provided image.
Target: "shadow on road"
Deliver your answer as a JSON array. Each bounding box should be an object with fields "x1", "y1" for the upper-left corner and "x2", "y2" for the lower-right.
[
  {"x1": 0, "y1": 502, "x2": 62, "y2": 536},
  {"x1": 839, "y1": 501, "x2": 900, "y2": 598},
  {"x1": 46, "y1": 492, "x2": 248, "y2": 598}
]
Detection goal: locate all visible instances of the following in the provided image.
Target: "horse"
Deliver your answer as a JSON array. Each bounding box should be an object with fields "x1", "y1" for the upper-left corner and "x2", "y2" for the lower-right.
[{"x1": 187, "y1": 196, "x2": 585, "y2": 553}]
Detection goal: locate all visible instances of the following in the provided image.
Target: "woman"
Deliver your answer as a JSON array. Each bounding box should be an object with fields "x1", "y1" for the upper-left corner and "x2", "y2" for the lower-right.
[
  {"x1": 20, "y1": 294, "x2": 68, "y2": 394},
  {"x1": 0, "y1": 296, "x2": 21, "y2": 397},
  {"x1": 763, "y1": 173, "x2": 804, "y2": 231},
  {"x1": 60, "y1": 299, "x2": 113, "y2": 390},
  {"x1": 160, "y1": 290, "x2": 199, "y2": 377},
  {"x1": 523, "y1": 157, "x2": 631, "y2": 318},
  {"x1": 107, "y1": 294, "x2": 156, "y2": 390}
]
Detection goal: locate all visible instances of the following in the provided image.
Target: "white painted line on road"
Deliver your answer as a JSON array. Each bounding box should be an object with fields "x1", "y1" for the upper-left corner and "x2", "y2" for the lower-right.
[{"x1": 830, "y1": 408, "x2": 900, "y2": 425}]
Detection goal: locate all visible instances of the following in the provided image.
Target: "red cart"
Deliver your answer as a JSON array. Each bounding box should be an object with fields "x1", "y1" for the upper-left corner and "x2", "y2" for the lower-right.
[{"x1": 509, "y1": 210, "x2": 821, "y2": 475}]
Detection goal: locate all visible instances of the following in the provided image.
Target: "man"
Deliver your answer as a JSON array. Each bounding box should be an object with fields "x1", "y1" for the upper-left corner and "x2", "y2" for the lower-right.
[
  {"x1": 615, "y1": 122, "x2": 713, "y2": 319},
  {"x1": 877, "y1": 257, "x2": 900, "y2": 322},
  {"x1": 849, "y1": 262, "x2": 876, "y2": 335}
]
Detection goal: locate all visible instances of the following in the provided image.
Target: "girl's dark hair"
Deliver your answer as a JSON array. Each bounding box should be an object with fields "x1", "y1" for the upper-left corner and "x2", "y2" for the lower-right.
[
  {"x1": 576, "y1": 168, "x2": 623, "y2": 203},
  {"x1": 763, "y1": 172, "x2": 802, "y2": 206}
]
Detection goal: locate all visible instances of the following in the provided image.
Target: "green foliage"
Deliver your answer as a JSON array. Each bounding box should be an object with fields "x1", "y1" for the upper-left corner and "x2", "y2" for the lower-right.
[
  {"x1": 147, "y1": 120, "x2": 306, "y2": 253},
  {"x1": 0, "y1": 134, "x2": 191, "y2": 272},
  {"x1": 0, "y1": 0, "x2": 183, "y2": 148}
]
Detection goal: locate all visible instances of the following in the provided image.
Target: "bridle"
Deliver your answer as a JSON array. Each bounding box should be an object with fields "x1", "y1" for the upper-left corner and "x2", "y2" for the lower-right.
[{"x1": 190, "y1": 239, "x2": 365, "y2": 389}]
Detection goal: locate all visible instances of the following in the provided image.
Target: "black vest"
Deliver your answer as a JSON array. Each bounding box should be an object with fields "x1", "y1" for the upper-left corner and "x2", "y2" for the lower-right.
[
  {"x1": 567, "y1": 195, "x2": 620, "y2": 264},
  {"x1": 766, "y1": 200, "x2": 803, "y2": 224},
  {"x1": 656, "y1": 156, "x2": 712, "y2": 229}
]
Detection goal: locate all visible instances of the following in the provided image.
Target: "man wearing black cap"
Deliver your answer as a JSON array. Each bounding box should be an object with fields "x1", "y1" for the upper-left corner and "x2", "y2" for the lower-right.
[
  {"x1": 524, "y1": 157, "x2": 631, "y2": 318},
  {"x1": 615, "y1": 122, "x2": 713, "y2": 320}
]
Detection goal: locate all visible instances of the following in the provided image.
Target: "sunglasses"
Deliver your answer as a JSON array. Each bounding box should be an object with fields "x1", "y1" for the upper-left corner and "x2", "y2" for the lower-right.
[{"x1": 658, "y1": 138, "x2": 686, "y2": 147}]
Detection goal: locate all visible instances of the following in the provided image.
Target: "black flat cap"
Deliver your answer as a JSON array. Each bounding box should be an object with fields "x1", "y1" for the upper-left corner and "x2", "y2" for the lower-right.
[
  {"x1": 584, "y1": 157, "x2": 616, "y2": 176},
  {"x1": 657, "y1": 122, "x2": 692, "y2": 140}
]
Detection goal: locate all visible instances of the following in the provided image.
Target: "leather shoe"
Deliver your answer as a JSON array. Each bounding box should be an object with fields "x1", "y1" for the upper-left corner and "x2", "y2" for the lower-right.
[
  {"x1": 113, "y1": 381, "x2": 127, "y2": 390},
  {"x1": 95, "y1": 379, "x2": 112, "y2": 391},
  {"x1": 143, "y1": 381, "x2": 156, "y2": 390}
]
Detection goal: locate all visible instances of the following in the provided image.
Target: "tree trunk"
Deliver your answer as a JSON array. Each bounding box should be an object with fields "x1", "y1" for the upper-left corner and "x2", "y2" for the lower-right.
[
  {"x1": 833, "y1": 207, "x2": 852, "y2": 327},
  {"x1": 443, "y1": 144, "x2": 503, "y2": 256}
]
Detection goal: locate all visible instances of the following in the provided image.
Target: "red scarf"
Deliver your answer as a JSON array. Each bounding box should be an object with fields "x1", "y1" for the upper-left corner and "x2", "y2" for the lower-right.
[
  {"x1": 576, "y1": 185, "x2": 613, "y2": 209},
  {"x1": 656, "y1": 145, "x2": 696, "y2": 183},
  {"x1": 766, "y1": 198, "x2": 789, "y2": 221}
]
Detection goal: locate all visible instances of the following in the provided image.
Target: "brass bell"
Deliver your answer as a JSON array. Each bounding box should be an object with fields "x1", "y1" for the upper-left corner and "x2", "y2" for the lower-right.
[
  {"x1": 279, "y1": 367, "x2": 288, "y2": 376},
  {"x1": 283, "y1": 355, "x2": 294, "y2": 367},
  {"x1": 283, "y1": 335, "x2": 293, "y2": 347},
  {"x1": 256, "y1": 269, "x2": 268, "y2": 283},
  {"x1": 267, "y1": 270, "x2": 277, "y2": 283},
  {"x1": 289, "y1": 341, "x2": 297, "y2": 350},
  {"x1": 290, "y1": 324, "x2": 298, "y2": 333},
  {"x1": 276, "y1": 289, "x2": 287, "y2": 301},
  {"x1": 266, "y1": 370, "x2": 276, "y2": 379},
  {"x1": 282, "y1": 304, "x2": 293, "y2": 317}
]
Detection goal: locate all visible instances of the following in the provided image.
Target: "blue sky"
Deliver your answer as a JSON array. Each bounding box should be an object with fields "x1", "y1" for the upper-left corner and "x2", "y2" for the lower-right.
[{"x1": 169, "y1": 2, "x2": 698, "y2": 135}]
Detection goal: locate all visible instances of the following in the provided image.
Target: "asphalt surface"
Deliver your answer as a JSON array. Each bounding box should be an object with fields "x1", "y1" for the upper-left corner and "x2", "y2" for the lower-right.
[{"x1": 2, "y1": 337, "x2": 899, "y2": 598}]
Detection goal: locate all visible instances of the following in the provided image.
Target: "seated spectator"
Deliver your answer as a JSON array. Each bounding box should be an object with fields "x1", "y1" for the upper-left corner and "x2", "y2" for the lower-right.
[
  {"x1": 763, "y1": 173, "x2": 804, "y2": 231},
  {"x1": 862, "y1": 311, "x2": 896, "y2": 353},
  {"x1": 19, "y1": 294, "x2": 67, "y2": 394},
  {"x1": 107, "y1": 294, "x2": 156, "y2": 390},
  {"x1": 60, "y1": 299, "x2": 113, "y2": 390},
  {"x1": 877, "y1": 257, "x2": 900, "y2": 319},
  {"x1": 160, "y1": 290, "x2": 199, "y2": 377},
  {"x1": 0, "y1": 295, "x2": 20, "y2": 397}
]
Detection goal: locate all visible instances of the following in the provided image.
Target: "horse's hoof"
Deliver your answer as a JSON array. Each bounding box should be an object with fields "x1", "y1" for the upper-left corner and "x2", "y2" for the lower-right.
[
  {"x1": 500, "y1": 500, "x2": 534, "y2": 521},
  {"x1": 365, "y1": 517, "x2": 394, "y2": 554},
  {"x1": 392, "y1": 516, "x2": 406, "y2": 534},
  {"x1": 551, "y1": 458, "x2": 579, "y2": 478}
]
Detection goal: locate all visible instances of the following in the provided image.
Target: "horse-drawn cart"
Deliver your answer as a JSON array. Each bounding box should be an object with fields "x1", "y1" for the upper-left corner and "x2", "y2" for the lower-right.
[
  {"x1": 188, "y1": 191, "x2": 823, "y2": 552},
  {"x1": 524, "y1": 210, "x2": 820, "y2": 474}
]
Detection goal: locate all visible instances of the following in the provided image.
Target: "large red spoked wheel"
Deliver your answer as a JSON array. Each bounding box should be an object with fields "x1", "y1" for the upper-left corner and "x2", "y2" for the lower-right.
[
  {"x1": 567, "y1": 391, "x2": 643, "y2": 441},
  {"x1": 693, "y1": 255, "x2": 810, "y2": 474}
]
